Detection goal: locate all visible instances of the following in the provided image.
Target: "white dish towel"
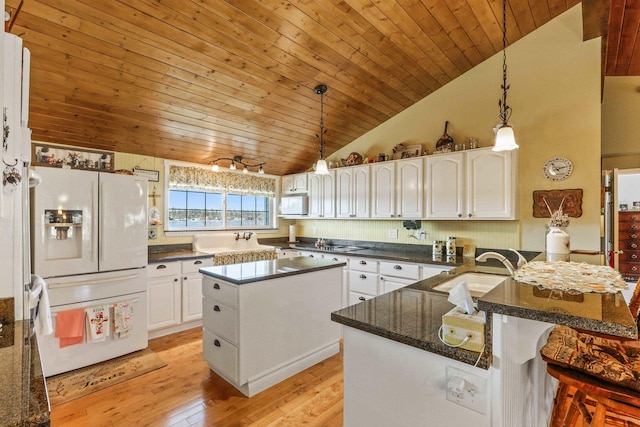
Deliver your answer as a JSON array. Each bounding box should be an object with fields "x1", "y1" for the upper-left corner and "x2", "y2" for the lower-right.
[
  {"x1": 85, "y1": 305, "x2": 110, "y2": 342},
  {"x1": 113, "y1": 301, "x2": 134, "y2": 339},
  {"x1": 30, "y1": 274, "x2": 53, "y2": 336}
]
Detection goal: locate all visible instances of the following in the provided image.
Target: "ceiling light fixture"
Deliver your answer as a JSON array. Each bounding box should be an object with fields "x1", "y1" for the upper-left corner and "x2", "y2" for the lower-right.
[
  {"x1": 314, "y1": 84, "x2": 329, "y2": 175},
  {"x1": 209, "y1": 155, "x2": 265, "y2": 174},
  {"x1": 493, "y1": 0, "x2": 519, "y2": 152}
]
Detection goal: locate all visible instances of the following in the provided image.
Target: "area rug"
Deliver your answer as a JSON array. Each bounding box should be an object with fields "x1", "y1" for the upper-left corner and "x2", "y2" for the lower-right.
[{"x1": 46, "y1": 349, "x2": 167, "y2": 406}]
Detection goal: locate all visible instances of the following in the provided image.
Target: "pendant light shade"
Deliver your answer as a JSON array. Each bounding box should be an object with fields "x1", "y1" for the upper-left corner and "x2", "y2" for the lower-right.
[
  {"x1": 314, "y1": 84, "x2": 330, "y2": 175},
  {"x1": 494, "y1": 124, "x2": 518, "y2": 151},
  {"x1": 493, "y1": 0, "x2": 519, "y2": 152}
]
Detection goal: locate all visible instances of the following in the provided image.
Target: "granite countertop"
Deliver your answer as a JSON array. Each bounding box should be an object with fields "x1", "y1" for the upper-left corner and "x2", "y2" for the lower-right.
[
  {"x1": 332, "y1": 251, "x2": 638, "y2": 369},
  {"x1": 199, "y1": 257, "x2": 346, "y2": 285},
  {"x1": 0, "y1": 320, "x2": 50, "y2": 427},
  {"x1": 148, "y1": 249, "x2": 213, "y2": 264}
]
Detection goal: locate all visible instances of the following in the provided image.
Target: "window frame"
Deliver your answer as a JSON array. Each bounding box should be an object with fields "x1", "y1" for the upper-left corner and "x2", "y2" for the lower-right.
[{"x1": 163, "y1": 161, "x2": 279, "y2": 234}]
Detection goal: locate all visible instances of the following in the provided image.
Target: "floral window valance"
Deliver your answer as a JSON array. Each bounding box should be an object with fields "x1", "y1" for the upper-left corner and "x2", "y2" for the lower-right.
[{"x1": 169, "y1": 165, "x2": 276, "y2": 197}]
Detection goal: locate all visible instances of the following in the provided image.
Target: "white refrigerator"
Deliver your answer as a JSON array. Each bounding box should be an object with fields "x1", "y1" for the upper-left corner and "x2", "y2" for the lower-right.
[{"x1": 32, "y1": 166, "x2": 150, "y2": 376}]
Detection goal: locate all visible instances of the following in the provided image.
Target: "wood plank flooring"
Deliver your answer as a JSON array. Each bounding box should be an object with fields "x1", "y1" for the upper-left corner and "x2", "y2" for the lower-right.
[{"x1": 49, "y1": 328, "x2": 344, "y2": 426}]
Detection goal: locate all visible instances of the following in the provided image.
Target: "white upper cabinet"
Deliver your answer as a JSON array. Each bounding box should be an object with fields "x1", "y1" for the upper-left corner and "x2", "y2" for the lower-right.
[
  {"x1": 281, "y1": 173, "x2": 308, "y2": 194},
  {"x1": 371, "y1": 159, "x2": 423, "y2": 219},
  {"x1": 425, "y1": 153, "x2": 465, "y2": 219},
  {"x1": 466, "y1": 148, "x2": 517, "y2": 219},
  {"x1": 336, "y1": 165, "x2": 370, "y2": 218},
  {"x1": 425, "y1": 148, "x2": 517, "y2": 220},
  {"x1": 308, "y1": 171, "x2": 336, "y2": 218}
]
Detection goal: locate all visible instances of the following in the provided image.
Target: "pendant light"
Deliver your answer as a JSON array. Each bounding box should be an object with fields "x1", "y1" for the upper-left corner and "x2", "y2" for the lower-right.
[
  {"x1": 314, "y1": 84, "x2": 329, "y2": 175},
  {"x1": 493, "y1": 0, "x2": 519, "y2": 152}
]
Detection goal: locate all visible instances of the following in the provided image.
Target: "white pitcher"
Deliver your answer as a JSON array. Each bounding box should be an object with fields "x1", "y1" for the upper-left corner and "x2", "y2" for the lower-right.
[{"x1": 546, "y1": 227, "x2": 570, "y2": 255}]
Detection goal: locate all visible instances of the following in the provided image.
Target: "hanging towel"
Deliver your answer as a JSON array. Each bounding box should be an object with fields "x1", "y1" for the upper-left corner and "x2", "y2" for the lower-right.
[
  {"x1": 113, "y1": 301, "x2": 134, "y2": 339},
  {"x1": 55, "y1": 308, "x2": 85, "y2": 348},
  {"x1": 85, "y1": 305, "x2": 110, "y2": 343},
  {"x1": 30, "y1": 275, "x2": 53, "y2": 336}
]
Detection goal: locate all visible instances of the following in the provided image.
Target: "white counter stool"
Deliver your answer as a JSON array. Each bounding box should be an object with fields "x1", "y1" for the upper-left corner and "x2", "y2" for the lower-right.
[{"x1": 540, "y1": 279, "x2": 640, "y2": 426}]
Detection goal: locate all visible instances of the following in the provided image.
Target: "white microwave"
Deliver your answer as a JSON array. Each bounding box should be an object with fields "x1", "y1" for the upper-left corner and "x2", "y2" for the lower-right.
[{"x1": 281, "y1": 194, "x2": 309, "y2": 215}]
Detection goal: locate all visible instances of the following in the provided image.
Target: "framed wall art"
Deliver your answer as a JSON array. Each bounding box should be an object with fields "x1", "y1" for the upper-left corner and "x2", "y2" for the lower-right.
[
  {"x1": 393, "y1": 144, "x2": 422, "y2": 160},
  {"x1": 33, "y1": 144, "x2": 114, "y2": 171},
  {"x1": 532, "y1": 188, "x2": 583, "y2": 218}
]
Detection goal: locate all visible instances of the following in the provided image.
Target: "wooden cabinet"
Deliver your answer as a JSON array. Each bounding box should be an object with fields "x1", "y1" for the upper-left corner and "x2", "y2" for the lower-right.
[
  {"x1": 426, "y1": 148, "x2": 516, "y2": 220},
  {"x1": 308, "y1": 171, "x2": 336, "y2": 218},
  {"x1": 619, "y1": 211, "x2": 640, "y2": 281},
  {"x1": 147, "y1": 257, "x2": 213, "y2": 337},
  {"x1": 281, "y1": 173, "x2": 308, "y2": 194},
  {"x1": 336, "y1": 165, "x2": 370, "y2": 218}
]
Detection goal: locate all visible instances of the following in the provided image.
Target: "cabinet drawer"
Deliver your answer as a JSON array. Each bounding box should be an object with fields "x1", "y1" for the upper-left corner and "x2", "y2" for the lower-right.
[
  {"x1": 619, "y1": 231, "x2": 640, "y2": 241},
  {"x1": 203, "y1": 299, "x2": 238, "y2": 344},
  {"x1": 202, "y1": 329, "x2": 238, "y2": 384},
  {"x1": 619, "y1": 221, "x2": 640, "y2": 232},
  {"x1": 182, "y1": 257, "x2": 213, "y2": 273},
  {"x1": 348, "y1": 271, "x2": 378, "y2": 295},
  {"x1": 620, "y1": 240, "x2": 640, "y2": 251},
  {"x1": 349, "y1": 257, "x2": 378, "y2": 273},
  {"x1": 202, "y1": 277, "x2": 238, "y2": 308},
  {"x1": 619, "y1": 250, "x2": 640, "y2": 262},
  {"x1": 147, "y1": 262, "x2": 181, "y2": 278},
  {"x1": 619, "y1": 212, "x2": 640, "y2": 222},
  {"x1": 619, "y1": 262, "x2": 640, "y2": 276},
  {"x1": 379, "y1": 261, "x2": 420, "y2": 280},
  {"x1": 349, "y1": 291, "x2": 375, "y2": 306}
]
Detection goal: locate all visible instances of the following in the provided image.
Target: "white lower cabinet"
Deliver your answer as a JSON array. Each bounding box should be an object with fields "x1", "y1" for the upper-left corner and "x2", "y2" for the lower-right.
[
  {"x1": 201, "y1": 267, "x2": 342, "y2": 397},
  {"x1": 148, "y1": 257, "x2": 213, "y2": 337},
  {"x1": 379, "y1": 260, "x2": 421, "y2": 294},
  {"x1": 348, "y1": 256, "x2": 379, "y2": 304}
]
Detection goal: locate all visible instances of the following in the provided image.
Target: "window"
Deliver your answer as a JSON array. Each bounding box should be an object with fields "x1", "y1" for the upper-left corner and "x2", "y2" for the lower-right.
[{"x1": 166, "y1": 163, "x2": 276, "y2": 231}]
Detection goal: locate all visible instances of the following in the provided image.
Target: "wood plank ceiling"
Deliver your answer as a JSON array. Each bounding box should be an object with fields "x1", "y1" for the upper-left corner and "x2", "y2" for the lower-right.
[{"x1": 5, "y1": 0, "x2": 630, "y2": 176}]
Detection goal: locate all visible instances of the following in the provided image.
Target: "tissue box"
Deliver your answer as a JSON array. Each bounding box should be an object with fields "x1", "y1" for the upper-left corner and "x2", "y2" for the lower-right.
[{"x1": 441, "y1": 307, "x2": 486, "y2": 352}]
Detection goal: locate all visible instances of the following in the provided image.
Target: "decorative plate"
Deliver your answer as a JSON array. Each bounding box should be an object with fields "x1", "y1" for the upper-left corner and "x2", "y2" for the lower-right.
[{"x1": 148, "y1": 206, "x2": 161, "y2": 226}]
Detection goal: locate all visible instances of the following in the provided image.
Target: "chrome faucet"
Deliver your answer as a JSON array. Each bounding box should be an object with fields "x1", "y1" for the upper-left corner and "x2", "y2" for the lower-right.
[
  {"x1": 243, "y1": 232, "x2": 253, "y2": 241},
  {"x1": 234, "y1": 232, "x2": 241, "y2": 241},
  {"x1": 475, "y1": 251, "x2": 517, "y2": 275}
]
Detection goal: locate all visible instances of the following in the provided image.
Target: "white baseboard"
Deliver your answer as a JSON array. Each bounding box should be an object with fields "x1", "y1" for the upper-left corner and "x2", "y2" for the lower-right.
[{"x1": 148, "y1": 320, "x2": 202, "y2": 340}]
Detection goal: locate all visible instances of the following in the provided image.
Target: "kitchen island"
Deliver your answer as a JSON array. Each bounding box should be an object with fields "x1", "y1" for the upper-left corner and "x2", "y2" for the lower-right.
[
  {"x1": 332, "y1": 253, "x2": 637, "y2": 427},
  {"x1": 199, "y1": 257, "x2": 345, "y2": 397}
]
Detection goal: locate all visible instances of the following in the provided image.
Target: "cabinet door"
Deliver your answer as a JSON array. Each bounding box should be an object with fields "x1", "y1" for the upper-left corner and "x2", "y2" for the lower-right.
[
  {"x1": 425, "y1": 153, "x2": 464, "y2": 219},
  {"x1": 148, "y1": 275, "x2": 181, "y2": 331},
  {"x1": 396, "y1": 158, "x2": 423, "y2": 218},
  {"x1": 182, "y1": 273, "x2": 203, "y2": 322},
  {"x1": 336, "y1": 168, "x2": 354, "y2": 218},
  {"x1": 307, "y1": 173, "x2": 323, "y2": 218},
  {"x1": 293, "y1": 173, "x2": 308, "y2": 193},
  {"x1": 321, "y1": 172, "x2": 336, "y2": 218},
  {"x1": 371, "y1": 162, "x2": 396, "y2": 218},
  {"x1": 281, "y1": 175, "x2": 295, "y2": 193},
  {"x1": 352, "y1": 166, "x2": 370, "y2": 218},
  {"x1": 466, "y1": 149, "x2": 516, "y2": 219}
]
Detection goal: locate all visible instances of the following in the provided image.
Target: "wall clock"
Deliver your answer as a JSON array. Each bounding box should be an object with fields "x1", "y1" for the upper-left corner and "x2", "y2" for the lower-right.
[{"x1": 542, "y1": 157, "x2": 573, "y2": 181}]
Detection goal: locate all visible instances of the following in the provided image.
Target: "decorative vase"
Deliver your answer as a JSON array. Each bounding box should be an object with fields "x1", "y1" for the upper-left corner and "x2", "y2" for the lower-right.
[{"x1": 546, "y1": 226, "x2": 570, "y2": 258}]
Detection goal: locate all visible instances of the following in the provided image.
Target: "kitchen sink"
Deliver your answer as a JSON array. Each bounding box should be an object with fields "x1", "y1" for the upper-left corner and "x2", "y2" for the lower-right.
[{"x1": 431, "y1": 272, "x2": 508, "y2": 298}]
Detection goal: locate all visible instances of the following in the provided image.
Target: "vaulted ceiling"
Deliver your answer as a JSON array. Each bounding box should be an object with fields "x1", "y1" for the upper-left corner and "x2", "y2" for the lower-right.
[{"x1": 4, "y1": 0, "x2": 636, "y2": 176}]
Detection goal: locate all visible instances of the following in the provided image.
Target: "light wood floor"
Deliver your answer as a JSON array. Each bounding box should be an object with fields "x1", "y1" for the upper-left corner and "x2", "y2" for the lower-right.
[{"x1": 50, "y1": 328, "x2": 344, "y2": 426}]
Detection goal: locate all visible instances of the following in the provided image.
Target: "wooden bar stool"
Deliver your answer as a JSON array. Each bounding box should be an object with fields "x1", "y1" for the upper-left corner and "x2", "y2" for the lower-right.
[{"x1": 541, "y1": 279, "x2": 640, "y2": 427}]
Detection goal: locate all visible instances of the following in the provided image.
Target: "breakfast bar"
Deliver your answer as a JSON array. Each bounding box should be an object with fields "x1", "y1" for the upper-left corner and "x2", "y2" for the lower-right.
[{"x1": 332, "y1": 253, "x2": 637, "y2": 427}]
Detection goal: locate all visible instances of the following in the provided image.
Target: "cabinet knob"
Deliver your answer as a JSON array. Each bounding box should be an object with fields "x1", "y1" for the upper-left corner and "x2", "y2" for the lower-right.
[
  {"x1": 214, "y1": 339, "x2": 221, "y2": 347},
  {"x1": 214, "y1": 305, "x2": 221, "y2": 312},
  {"x1": 632, "y1": 225, "x2": 638, "y2": 230},
  {"x1": 632, "y1": 254, "x2": 638, "y2": 259},
  {"x1": 157, "y1": 264, "x2": 167, "y2": 269},
  {"x1": 213, "y1": 283, "x2": 220, "y2": 290},
  {"x1": 184, "y1": 277, "x2": 188, "y2": 280},
  {"x1": 632, "y1": 234, "x2": 638, "y2": 239},
  {"x1": 397, "y1": 214, "x2": 402, "y2": 218},
  {"x1": 458, "y1": 214, "x2": 462, "y2": 218},
  {"x1": 632, "y1": 215, "x2": 638, "y2": 221},
  {"x1": 358, "y1": 296, "x2": 366, "y2": 301},
  {"x1": 468, "y1": 213, "x2": 472, "y2": 217},
  {"x1": 309, "y1": 254, "x2": 315, "y2": 258},
  {"x1": 350, "y1": 214, "x2": 356, "y2": 218},
  {"x1": 173, "y1": 278, "x2": 178, "y2": 282},
  {"x1": 632, "y1": 244, "x2": 638, "y2": 249},
  {"x1": 359, "y1": 260, "x2": 367, "y2": 265},
  {"x1": 194, "y1": 260, "x2": 202, "y2": 265},
  {"x1": 333, "y1": 258, "x2": 338, "y2": 261},
  {"x1": 359, "y1": 274, "x2": 367, "y2": 279},
  {"x1": 632, "y1": 266, "x2": 638, "y2": 272},
  {"x1": 393, "y1": 265, "x2": 402, "y2": 270}
]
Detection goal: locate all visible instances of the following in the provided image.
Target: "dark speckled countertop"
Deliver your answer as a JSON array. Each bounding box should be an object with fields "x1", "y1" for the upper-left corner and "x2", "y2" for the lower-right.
[
  {"x1": 0, "y1": 320, "x2": 50, "y2": 427},
  {"x1": 332, "y1": 251, "x2": 638, "y2": 369},
  {"x1": 199, "y1": 257, "x2": 346, "y2": 284}
]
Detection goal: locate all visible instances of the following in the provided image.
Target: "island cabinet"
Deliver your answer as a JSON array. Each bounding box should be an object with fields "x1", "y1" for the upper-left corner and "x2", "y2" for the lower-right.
[
  {"x1": 307, "y1": 170, "x2": 336, "y2": 218},
  {"x1": 201, "y1": 262, "x2": 343, "y2": 397},
  {"x1": 371, "y1": 158, "x2": 423, "y2": 219},
  {"x1": 426, "y1": 148, "x2": 517, "y2": 220},
  {"x1": 281, "y1": 173, "x2": 307, "y2": 194},
  {"x1": 336, "y1": 165, "x2": 370, "y2": 218}
]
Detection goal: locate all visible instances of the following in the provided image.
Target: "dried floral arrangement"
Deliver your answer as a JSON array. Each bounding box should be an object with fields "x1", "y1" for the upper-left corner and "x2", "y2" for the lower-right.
[{"x1": 544, "y1": 196, "x2": 570, "y2": 227}]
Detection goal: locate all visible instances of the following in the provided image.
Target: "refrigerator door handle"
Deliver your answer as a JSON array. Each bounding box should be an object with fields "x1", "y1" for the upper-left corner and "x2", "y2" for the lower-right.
[
  {"x1": 94, "y1": 179, "x2": 100, "y2": 266},
  {"x1": 48, "y1": 273, "x2": 142, "y2": 288}
]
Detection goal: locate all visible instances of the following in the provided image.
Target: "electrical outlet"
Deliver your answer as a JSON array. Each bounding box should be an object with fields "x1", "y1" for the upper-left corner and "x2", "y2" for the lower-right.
[
  {"x1": 417, "y1": 231, "x2": 426, "y2": 240},
  {"x1": 388, "y1": 229, "x2": 398, "y2": 239},
  {"x1": 148, "y1": 228, "x2": 157, "y2": 240},
  {"x1": 445, "y1": 366, "x2": 487, "y2": 414}
]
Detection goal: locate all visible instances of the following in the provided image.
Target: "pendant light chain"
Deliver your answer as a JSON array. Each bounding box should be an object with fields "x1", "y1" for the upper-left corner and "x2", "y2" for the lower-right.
[
  {"x1": 315, "y1": 84, "x2": 328, "y2": 160},
  {"x1": 499, "y1": 0, "x2": 512, "y2": 125}
]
